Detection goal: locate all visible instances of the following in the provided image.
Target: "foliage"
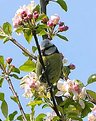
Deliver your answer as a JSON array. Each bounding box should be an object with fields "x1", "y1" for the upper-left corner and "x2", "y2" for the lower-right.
[{"x1": 0, "y1": 0, "x2": 96, "y2": 121}]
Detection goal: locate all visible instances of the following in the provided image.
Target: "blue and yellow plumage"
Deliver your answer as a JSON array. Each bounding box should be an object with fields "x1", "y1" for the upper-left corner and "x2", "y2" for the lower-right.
[{"x1": 36, "y1": 39, "x2": 63, "y2": 84}]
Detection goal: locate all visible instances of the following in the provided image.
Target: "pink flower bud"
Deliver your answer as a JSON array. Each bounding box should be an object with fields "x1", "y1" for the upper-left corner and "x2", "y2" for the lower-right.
[
  {"x1": 33, "y1": 11, "x2": 39, "y2": 19},
  {"x1": 47, "y1": 20, "x2": 54, "y2": 27},
  {"x1": 50, "y1": 14, "x2": 60, "y2": 25},
  {"x1": 73, "y1": 84, "x2": 79, "y2": 92},
  {"x1": 63, "y1": 26, "x2": 69, "y2": 31},
  {"x1": 58, "y1": 25, "x2": 69, "y2": 32},
  {"x1": 58, "y1": 26, "x2": 65, "y2": 32},
  {"x1": 21, "y1": 11, "x2": 27, "y2": 19},
  {"x1": 6, "y1": 57, "x2": 12, "y2": 64},
  {"x1": 28, "y1": 14, "x2": 33, "y2": 19},
  {"x1": 59, "y1": 22, "x2": 64, "y2": 26},
  {"x1": 42, "y1": 17, "x2": 49, "y2": 23},
  {"x1": 69, "y1": 64, "x2": 75, "y2": 70}
]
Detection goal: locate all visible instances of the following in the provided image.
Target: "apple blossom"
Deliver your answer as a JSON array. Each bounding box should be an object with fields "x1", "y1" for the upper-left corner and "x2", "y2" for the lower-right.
[
  {"x1": 58, "y1": 25, "x2": 69, "y2": 32},
  {"x1": 88, "y1": 106, "x2": 96, "y2": 121},
  {"x1": 47, "y1": 20, "x2": 54, "y2": 27},
  {"x1": 6, "y1": 57, "x2": 12, "y2": 64},
  {"x1": 56, "y1": 79, "x2": 87, "y2": 107},
  {"x1": 50, "y1": 14, "x2": 60, "y2": 25},
  {"x1": 12, "y1": 1, "x2": 36, "y2": 28},
  {"x1": 33, "y1": 11, "x2": 39, "y2": 19},
  {"x1": 43, "y1": 111, "x2": 56, "y2": 121},
  {"x1": 20, "y1": 72, "x2": 40, "y2": 98}
]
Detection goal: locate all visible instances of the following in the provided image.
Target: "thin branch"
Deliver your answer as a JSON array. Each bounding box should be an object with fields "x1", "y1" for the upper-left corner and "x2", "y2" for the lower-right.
[
  {"x1": 33, "y1": 31, "x2": 61, "y2": 117},
  {"x1": 9, "y1": 37, "x2": 37, "y2": 60},
  {"x1": 5, "y1": 75, "x2": 27, "y2": 121},
  {"x1": 40, "y1": 0, "x2": 47, "y2": 14},
  {"x1": 39, "y1": 0, "x2": 61, "y2": 118},
  {"x1": 40, "y1": 0, "x2": 49, "y2": 40}
]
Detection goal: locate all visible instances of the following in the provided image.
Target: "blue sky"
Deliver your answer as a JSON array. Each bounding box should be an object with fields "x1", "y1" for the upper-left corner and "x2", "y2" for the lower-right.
[{"x1": 0, "y1": 0, "x2": 96, "y2": 120}]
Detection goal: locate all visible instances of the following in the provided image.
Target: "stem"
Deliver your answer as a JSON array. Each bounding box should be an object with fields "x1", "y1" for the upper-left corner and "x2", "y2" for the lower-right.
[
  {"x1": 33, "y1": 31, "x2": 61, "y2": 117},
  {"x1": 5, "y1": 75, "x2": 27, "y2": 121},
  {"x1": 9, "y1": 37, "x2": 37, "y2": 60},
  {"x1": 40, "y1": 0, "x2": 47, "y2": 14},
  {"x1": 40, "y1": 0, "x2": 49, "y2": 39}
]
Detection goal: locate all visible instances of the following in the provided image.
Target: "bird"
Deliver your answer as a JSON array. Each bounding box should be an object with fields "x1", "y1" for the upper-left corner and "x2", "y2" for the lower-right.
[{"x1": 36, "y1": 39, "x2": 63, "y2": 84}]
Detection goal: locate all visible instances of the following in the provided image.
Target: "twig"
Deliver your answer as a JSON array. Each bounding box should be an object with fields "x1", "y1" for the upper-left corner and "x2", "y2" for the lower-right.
[
  {"x1": 39, "y1": 0, "x2": 61, "y2": 118},
  {"x1": 33, "y1": 31, "x2": 61, "y2": 117},
  {"x1": 40, "y1": 0, "x2": 49, "y2": 40},
  {"x1": 4, "y1": 75, "x2": 27, "y2": 121},
  {"x1": 9, "y1": 37, "x2": 37, "y2": 60}
]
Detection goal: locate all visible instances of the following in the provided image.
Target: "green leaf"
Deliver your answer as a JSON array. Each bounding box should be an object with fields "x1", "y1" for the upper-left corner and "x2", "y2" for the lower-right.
[
  {"x1": 57, "y1": 34, "x2": 68, "y2": 41},
  {"x1": 36, "y1": 13, "x2": 46, "y2": 22},
  {"x1": 3, "y1": 37, "x2": 9, "y2": 43},
  {"x1": 15, "y1": 27, "x2": 23, "y2": 34},
  {"x1": 9, "y1": 111, "x2": 18, "y2": 121},
  {"x1": 32, "y1": 46, "x2": 37, "y2": 53},
  {"x1": 38, "y1": 30, "x2": 47, "y2": 36},
  {"x1": 1, "y1": 100, "x2": 8, "y2": 118},
  {"x1": 0, "y1": 92, "x2": 4, "y2": 101},
  {"x1": 0, "y1": 56, "x2": 4, "y2": 66},
  {"x1": 3, "y1": 22, "x2": 12, "y2": 35},
  {"x1": 63, "y1": 66, "x2": 70, "y2": 78},
  {"x1": 42, "y1": 104, "x2": 48, "y2": 109},
  {"x1": 16, "y1": 115, "x2": 22, "y2": 121},
  {"x1": 36, "y1": 113, "x2": 46, "y2": 121},
  {"x1": 10, "y1": 74, "x2": 22, "y2": 80},
  {"x1": 24, "y1": 29, "x2": 32, "y2": 43},
  {"x1": 33, "y1": 4, "x2": 40, "y2": 13},
  {"x1": 87, "y1": 90, "x2": 96, "y2": 100},
  {"x1": 0, "y1": 34, "x2": 6, "y2": 40},
  {"x1": 0, "y1": 77, "x2": 4, "y2": 87},
  {"x1": 68, "y1": 114, "x2": 83, "y2": 121},
  {"x1": 53, "y1": 116, "x2": 60, "y2": 121},
  {"x1": 87, "y1": 74, "x2": 96, "y2": 85},
  {"x1": 27, "y1": 100, "x2": 43, "y2": 107},
  {"x1": 81, "y1": 101, "x2": 93, "y2": 118},
  {"x1": 17, "y1": 114, "x2": 30, "y2": 121},
  {"x1": 56, "y1": 0, "x2": 67, "y2": 12},
  {"x1": 11, "y1": 67, "x2": 20, "y2": 74},
  {"x1": 36, "y1": 24, "x2": 48, "y2": 34},
  {"x1": 10, "y1": 96, "x2": 18, "y2": 104},
  {"x1": 75, "y1": 80, "x2": 84, "y2": 87},
  {"x1": 19, "y1": 59, "x2": 36, "y2": 72}
]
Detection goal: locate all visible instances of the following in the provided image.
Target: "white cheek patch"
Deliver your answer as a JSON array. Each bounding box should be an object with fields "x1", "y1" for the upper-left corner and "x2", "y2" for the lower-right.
[{"x1": 45, "y1": 46, "x2": 57, "y2": 55}]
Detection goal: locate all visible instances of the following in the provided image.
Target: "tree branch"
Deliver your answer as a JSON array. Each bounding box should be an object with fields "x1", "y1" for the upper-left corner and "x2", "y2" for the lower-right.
[
  {"x1": 9, "y1": 37, "x2": 37, "y2": 60},
  {"x1": 39, "y1": 0, "x2": 61, "y2": 118},
  {"x1": 40, "y1": 0, "x2": 49, "y2": 40},
  {"x1": 5, "y1": 75, "x2": 27, "y2": 121},
  {"x1": 33, "y1": 31, "x2": 61, "y2": 117}
]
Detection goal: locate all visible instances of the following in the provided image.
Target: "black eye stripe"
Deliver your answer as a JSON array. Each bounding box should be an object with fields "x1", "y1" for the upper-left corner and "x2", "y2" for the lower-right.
[{"x1": 44, "y1": 45, "x2": 55, "y2": 51}]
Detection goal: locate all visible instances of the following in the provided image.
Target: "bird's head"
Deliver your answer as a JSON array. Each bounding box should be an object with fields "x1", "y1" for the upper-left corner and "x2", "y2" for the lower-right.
[{"x1": 40, "y1": 39, "x2": 59, "y2": 56}]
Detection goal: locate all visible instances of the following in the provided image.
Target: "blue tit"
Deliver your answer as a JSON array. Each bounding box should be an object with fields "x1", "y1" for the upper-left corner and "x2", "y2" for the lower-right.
[{"x1": 36, "y1": 39, "x2": 63, "y2": 84}]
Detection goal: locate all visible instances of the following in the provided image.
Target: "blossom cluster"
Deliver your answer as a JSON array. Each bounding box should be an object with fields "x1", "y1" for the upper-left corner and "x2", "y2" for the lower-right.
[
  {"x1": 20, "y1": 72, "x2": 40, "y2": 98},
  {"x1": 47, "y1": 14, "x2": 68, "y2": 32},
  {"x1": 88, "y1": 105, "x2": 96, "y2": 121},
  {"x1": 56, "y1": 79, "x2": 87, "y2": 109},
  {"x1": 12, "y1": 1, "x2": 38, "y2": 28},
  {"x1": 43, "y1": 111, "x2": 56, "y2": 121}
]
